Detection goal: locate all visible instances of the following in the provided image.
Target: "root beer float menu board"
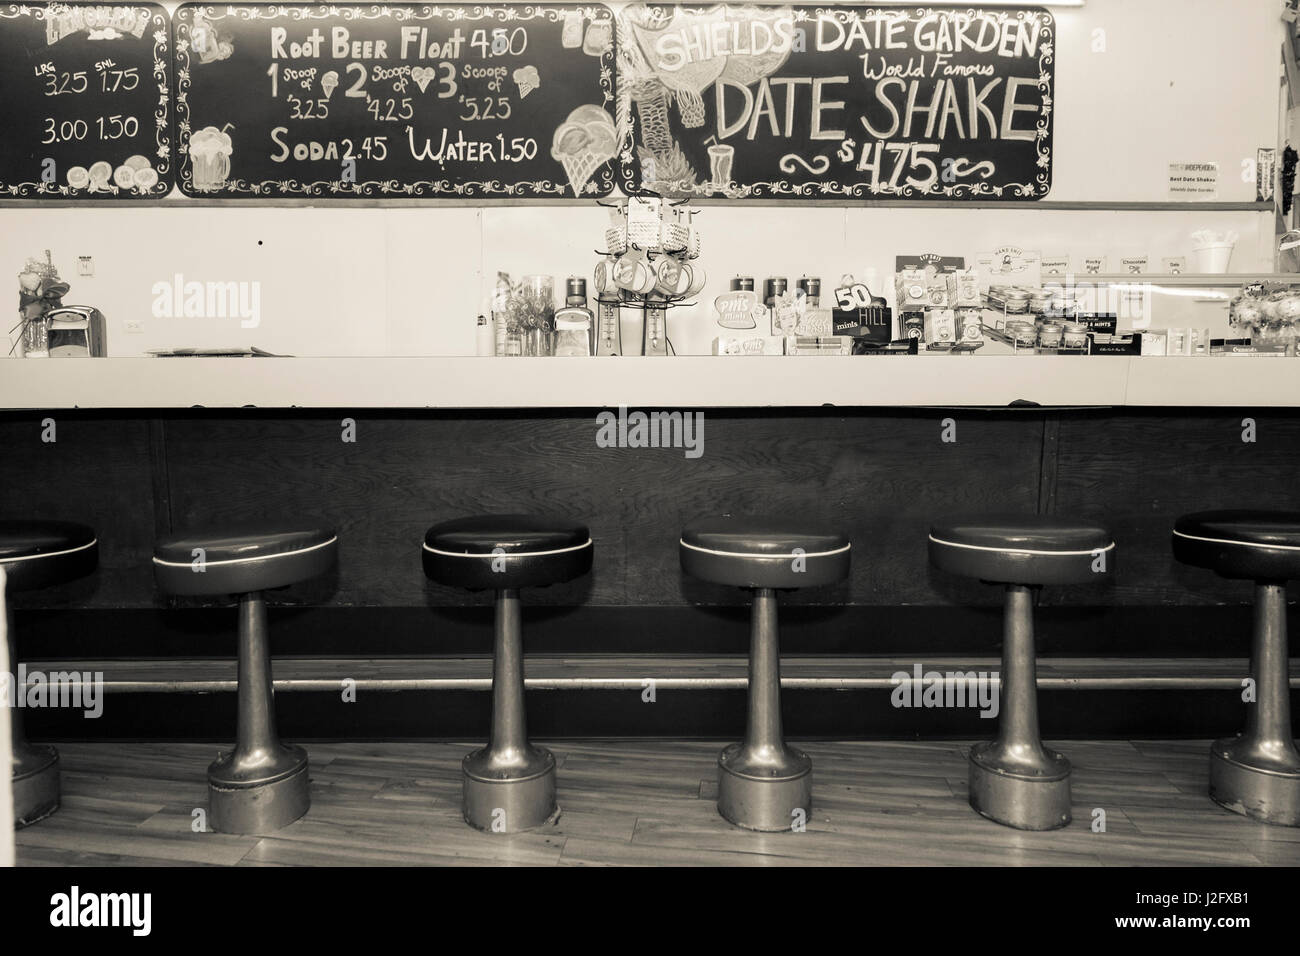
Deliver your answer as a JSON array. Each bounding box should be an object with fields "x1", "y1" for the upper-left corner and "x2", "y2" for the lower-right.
[
  {"x1": 173, "y1": 3, "x2": 617, "y2": 198},
  {"x1": 0, "y1": 3, "x2": 172, "y2": 198},
  {"x1": 615, "y1": 3, "x2": 1054, "y2": 200}
]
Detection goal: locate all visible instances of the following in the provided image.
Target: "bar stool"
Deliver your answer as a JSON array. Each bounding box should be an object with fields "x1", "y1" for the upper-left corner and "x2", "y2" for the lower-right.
[
  {"x1": 929, "y1": 514, "x2": 1114, "y2": 830},
  {"x1": 1, "y1": 520, "x2": 97, "y2": 828},
  {"x1": 422, "y1": 514, "x2": 592, "y2": 832},
  {"x1": 679, "y1": 516, "x2": 850, "y2": 832},
  {"x1": 1172, "y1": 510, "x2": 1300, "y2": 826},
  {"x1": 153, "y1": 525, "x2": 336, "y2": 834}
]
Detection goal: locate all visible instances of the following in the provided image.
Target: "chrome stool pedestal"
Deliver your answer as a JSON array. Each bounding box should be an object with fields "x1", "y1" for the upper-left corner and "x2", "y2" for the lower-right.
[
  {"x1": 461, "y1": 589, "x2": 558, "y2": 832},
  {"x1": 9, "y1": 606, "x2": 60, "y2": 828},
  {"x1": 1208, "y1": 583, "x2": 1300, "y2": 825},
  {"x1": 10, "y1": 711, "x2": 60, "y2": 829},
  {"x1": 153, "y1": 524, "x2": 337, "y2": 835},
  {"x1": 207, "y1": 592, "x2": 311, "y2": 835},
  {"x1": 678, "y1": 516, "x2": 851, "y2": 833},
  {"x1": 1, "y1": 520, "x2": 98, "y2": 830},
  {"x1": 967, "y1": 585, "x2": 1071, "y2": 831},
  {"x1": 929, "y1": 514, "x2": 1115, "y2": 831},
  {"x1": 716, "y1": 588, "x2": 812, "y2": 832},
  {"x1": 1172, "y1": 511, "x2": 1300, "y2": 827},
  {"x1": 422, "y1": 514, "x2": 593, "y2": 833}
]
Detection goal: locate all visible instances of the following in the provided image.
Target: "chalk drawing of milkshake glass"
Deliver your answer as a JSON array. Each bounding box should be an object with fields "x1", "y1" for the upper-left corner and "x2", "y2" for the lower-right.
[
  {"x1": 190, "y1": 126, "x2": 233, "y2": 192},
  {"x1": 707, "y1": 142, "x2": 734, "y2": 195}
]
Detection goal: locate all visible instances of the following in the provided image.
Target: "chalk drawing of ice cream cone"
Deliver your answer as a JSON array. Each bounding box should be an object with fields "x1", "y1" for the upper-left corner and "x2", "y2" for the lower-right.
[
  {"x1": 551, "y1": 105, "x2": 617, "y2": 197},
  {"x1": 321, "y1": 71, "x2": 339, "y2": 101},
  {"x1": 190, "y1": 125, "x2": 233, "y2": 192},
  {"x1": 513, "y1": 66, "x2": 539, "y2": 100}
]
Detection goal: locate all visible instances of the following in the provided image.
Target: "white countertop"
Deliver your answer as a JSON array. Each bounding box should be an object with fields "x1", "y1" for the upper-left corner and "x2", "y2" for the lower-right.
[{"x1": 1, "y1": 354, "x2": 1297, "y2": 410}]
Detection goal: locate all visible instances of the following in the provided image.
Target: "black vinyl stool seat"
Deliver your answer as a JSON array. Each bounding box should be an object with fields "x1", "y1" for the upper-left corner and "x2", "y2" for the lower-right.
[
  {"x1": 423, "y1": 514, "x2": 592, "y2": 832},
  {"x1": 1173, "y1": 510, "x2": 1300, "y2": 826},
  {"x1": 422, "y1": 514, "x2": 592, "y2": 590},
  {"x1": 153, "y1": 524, "x2": 337, "y2": 835},
  {"x1": 153, "y1": 526, "x2": 336, "y2": 595},
  {"x1": 680, "y1": 516, "x2": 850, "y2": 832},
  {"x1": 930, "y1": 514, "x2": 1115, "y2": 831},
  {"x1": 0, "y1": 520, "x2": 97, "y2": 828}
]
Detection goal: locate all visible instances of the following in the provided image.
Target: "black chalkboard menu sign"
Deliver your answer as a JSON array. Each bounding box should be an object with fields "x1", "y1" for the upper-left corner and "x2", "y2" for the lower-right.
[
  {"x1": 614, "y1": 4, "x2": 1054, "y2": 200},
  {"x1": 0, "y1": 3, "x2": 172, "y2": 199},
  {"x1": 174, "y1": 3, "x2": 617, "y2": 198}
]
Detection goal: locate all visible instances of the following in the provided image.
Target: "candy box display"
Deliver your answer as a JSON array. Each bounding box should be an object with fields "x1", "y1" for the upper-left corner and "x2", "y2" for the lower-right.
[
  {"x1": 900, "y1": 310, "x2": 925, "y2": 342},
  {"x1": 713, "y1": 335, "x2": 785, "y2": 356},
  {"x1": 896, "y1": 269, "x2": 929, "y2": 308},
  {"x1": 956, "y1": 308, "x2": 983, "y2": 343},
  {"x1": 795, "y1": 307, "x2": 834, "y2": 337},
  {"x1": 785, "y1": 336, "x2": 852, "y2": 356},
  {"x1": 923, "y1": 309, "x2": 956, "y2": 349},
  {"x1": 714, "y1": 290, "x2": 767, "y2": 331}
]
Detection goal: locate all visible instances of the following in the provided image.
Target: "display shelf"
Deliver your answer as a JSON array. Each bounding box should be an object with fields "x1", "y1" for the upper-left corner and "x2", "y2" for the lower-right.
[
  {"x1": 1078, "y1": 273, "x2": 1300, "y2": 286},
  {"x1": 1, "y1": 354, "x2": 1297, "y2": 410},
  {"x1": 1124, "y1": 356, "x2": 1300, "y2": 407}
]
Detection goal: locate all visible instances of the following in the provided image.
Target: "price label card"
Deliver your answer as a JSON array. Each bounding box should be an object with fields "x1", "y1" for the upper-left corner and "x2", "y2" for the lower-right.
[
  {"x1": 0, "y1": 3, "x2": 172, "y2": 198},
  {"x1": 831, "y1": 283, "x2": 891, "y2": 341},
  {"x1": 173, "y1": 3, "x2": 616, "y2": 198},
  {"x1": 832, "y1": 283, "x2": 874, "y2": 311}
]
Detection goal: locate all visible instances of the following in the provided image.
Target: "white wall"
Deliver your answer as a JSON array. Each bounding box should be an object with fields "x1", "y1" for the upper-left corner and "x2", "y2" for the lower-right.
[
  {"x1": 1049, "y1": 0, "x2": 1280, "y2": 203},
  {"x1": 0, "y1": 0, "x2": 1283, "y2": 359}
]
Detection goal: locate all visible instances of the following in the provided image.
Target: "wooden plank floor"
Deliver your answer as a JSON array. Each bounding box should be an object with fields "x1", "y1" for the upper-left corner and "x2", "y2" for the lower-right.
[{"x1": 15, "y1": 739, "x2": 1300, "y2": 866}]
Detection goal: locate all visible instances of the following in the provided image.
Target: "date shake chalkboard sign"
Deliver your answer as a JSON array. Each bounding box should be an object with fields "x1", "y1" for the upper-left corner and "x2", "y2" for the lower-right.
[
  {"x1": 615, "y1": 3, "x2": 1054, "y2": 200},
  {"x1": 0, "y1": 3, "x2": 172, "y2": 198},
  {"x1": 174, "y1": 3, "x2": 617, "y2": 198}
]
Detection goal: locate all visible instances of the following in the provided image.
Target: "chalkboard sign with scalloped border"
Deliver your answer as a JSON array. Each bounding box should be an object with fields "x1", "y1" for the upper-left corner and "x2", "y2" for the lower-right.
[
  {"x1": 0, "y1": 3, "x2": 172, "y2": 199},
  {"x1": 173, "y1": 3, "x2": 618, "y2": 199}
]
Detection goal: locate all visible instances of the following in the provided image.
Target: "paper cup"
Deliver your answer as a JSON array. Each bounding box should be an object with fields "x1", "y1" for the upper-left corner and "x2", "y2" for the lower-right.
[{"x1": 1190, "y1": 242, "x2": 1234, "y2": 274}]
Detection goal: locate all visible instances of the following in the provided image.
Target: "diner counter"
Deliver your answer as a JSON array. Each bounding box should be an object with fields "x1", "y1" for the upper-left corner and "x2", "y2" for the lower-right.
[{"x1": 1, "y1": 354, "x2": 1297, "y2": 410}]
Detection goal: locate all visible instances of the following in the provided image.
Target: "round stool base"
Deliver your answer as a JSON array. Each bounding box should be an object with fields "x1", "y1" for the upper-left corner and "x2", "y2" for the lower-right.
[
  {"x1": 208, "y1": 754, "x2": 310, "y2": 835},
  {"x1": 717, "y1": 746, "x2": 813, "y2": 832},
  {"x1": 13, "y1": 745, "x2": 60, "y2": 829},
  {"x1": 463, "y1": 750, "x2": 558, "y2": 832},
  {"x1": 969, "y1": 743, "x2": 1072, "y2": 831},
  {"x1": 1209, "y1": 741, "x2": 1300, "y2": 827}
]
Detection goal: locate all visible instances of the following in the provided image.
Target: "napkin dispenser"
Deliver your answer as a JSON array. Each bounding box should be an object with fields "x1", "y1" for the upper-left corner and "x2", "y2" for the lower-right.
[{"x1": 45, "y1": 306, "x2": 107, "y2": 357}]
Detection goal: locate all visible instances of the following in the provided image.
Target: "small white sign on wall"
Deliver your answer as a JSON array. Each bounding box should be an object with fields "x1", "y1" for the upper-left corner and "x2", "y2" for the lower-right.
[{"x1": 1168, "y1": 162, "x2": 1219, "y2": 200}]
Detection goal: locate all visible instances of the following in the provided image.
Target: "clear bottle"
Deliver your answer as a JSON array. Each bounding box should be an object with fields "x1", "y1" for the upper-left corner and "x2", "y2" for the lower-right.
[{"x1": 554, "y1": 277, "x2": 593, "y2": 357}]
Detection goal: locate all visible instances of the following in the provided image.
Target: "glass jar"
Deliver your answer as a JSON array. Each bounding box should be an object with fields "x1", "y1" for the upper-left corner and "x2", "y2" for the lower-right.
[
  {"x1": 1062, "y1": 322, "x2": 1088, "y2": 350},
  {"x1": 517, "y1": 275, "x2": 555, "y2": 357},
  {"x1": 22, "y1": 313, "x2": 50, "y2": 357},
  {"x1": 1051, "y1": 288, "x2": 1078, "y2": 317},
  {"x1": 525, "y1": 328, "x2": 553, "y2": 357},
  {"x1": 1007, "y1": 320, "x2": 1037, "y2": 350},
  {"x1": 1003, "y1": 289, "x2": 1030, "y2": 314},
  {"x1": 1037, "y1": 321, "x2": 1063, "y2": 349}
]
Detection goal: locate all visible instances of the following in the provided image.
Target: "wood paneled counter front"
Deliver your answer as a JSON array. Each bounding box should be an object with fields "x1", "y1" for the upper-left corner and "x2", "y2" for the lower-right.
[
  {"x1": 1, "y1": 354, "x2": 1298, "y2": 409},
  {"x1": 5, "y1": 399, "x2": 1300, "y2": 742}
]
